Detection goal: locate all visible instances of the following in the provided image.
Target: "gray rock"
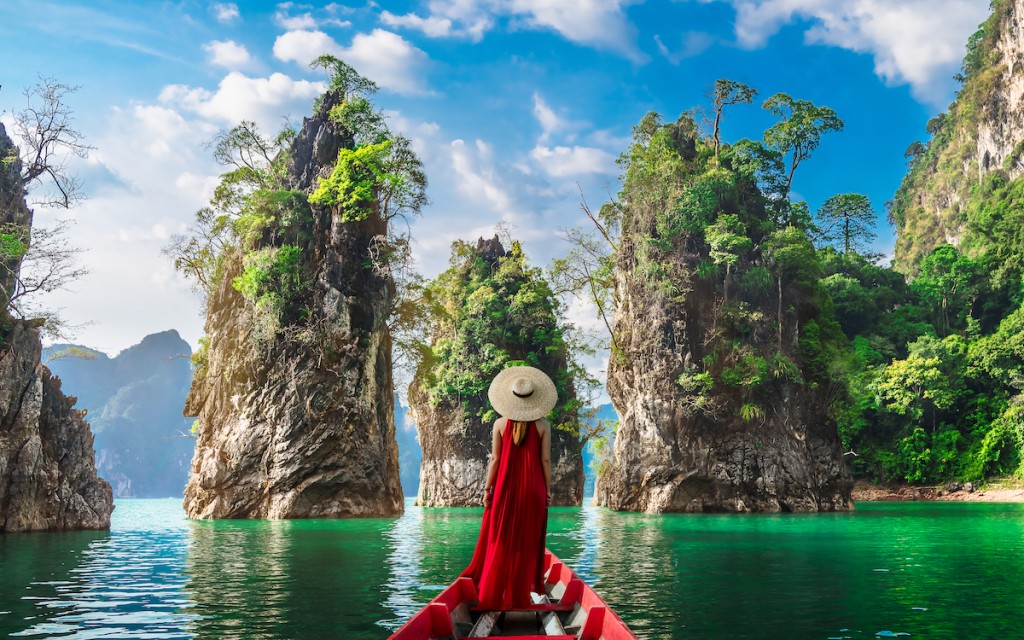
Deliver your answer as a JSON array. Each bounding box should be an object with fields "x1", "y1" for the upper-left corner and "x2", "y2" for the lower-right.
[
  {"x1": 182, "y1": 90, "x2": 403, "y2": 519},
  {"x1": 0, "y1": 320, "x2": 114, "y2": 531},
  {"x1": 595, "y1": 120, "x2": 853, "y2": 514}
]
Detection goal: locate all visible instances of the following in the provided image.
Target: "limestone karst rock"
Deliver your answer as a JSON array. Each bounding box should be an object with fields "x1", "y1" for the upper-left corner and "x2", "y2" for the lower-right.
[
  {"x1": 410, "y1": 237, "x2": 585, "y2": 507},
  {"x1": 892, "y1": 0, "x2": 1024, "y2": 272},
  {"x1": 0, "y1": 123, "x2": 113, "y2": 531},
  {"x1": 595, "y1": 116, "x2": 853, "y2": 513},
  {"x1": 182, "y1": 88, "x2": 404, "y2": 519}
]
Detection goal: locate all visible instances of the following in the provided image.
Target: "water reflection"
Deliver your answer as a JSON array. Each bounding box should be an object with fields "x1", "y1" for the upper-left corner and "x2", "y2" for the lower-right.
[
  {"x1": 380, "y1": 500, "x2": 425, "y2": 630},
  {"x1": 184, "y1": 519, "x2": 292, "y2": 639},
  {"x1": 3, "y1": 499, "x2": 1024, "y2": 640},
  {"x1": 183, "y1": 516, "x2": 397, "y2": 640},
  {"x1": 591, "y1": 508, "x2": 679, "y2": 640},
  {"x1": 0, "y1": 500, "x2": 196, "y2": 639}
]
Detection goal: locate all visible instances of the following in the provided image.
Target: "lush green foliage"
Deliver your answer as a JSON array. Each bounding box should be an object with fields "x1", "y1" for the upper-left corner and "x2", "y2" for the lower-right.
[
  {"x1": 812, "y1": 2, "x2": 1024, "y2": 485},
  {"x1": 0, "y1": 224, "x2": 28, "y2": 261},
  {"x1": 168, "y1": 57, "x2": 427, "y2": 350},
  {"x1": 554, "y1": 66, "x2": 1024, "y2": 486},
  {"x1": 233, "y1": 244, "x2": 312, "y2": 331},
  {"x1": 816, "y1": 193, "x2": 876, "y2": 254},
  {"x1": 309, "y1": 140, "x2": 393, "y2": 220},
  {"x1": 555, "y1": 80, "x2": 849, "y2": 427},
  {"x1": 416, "y1": 240, "x2": 592, "y2": 438}
]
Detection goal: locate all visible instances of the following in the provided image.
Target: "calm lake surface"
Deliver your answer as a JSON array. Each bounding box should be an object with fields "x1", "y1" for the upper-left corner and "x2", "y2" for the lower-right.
[{"x1": 2, "y1": 499, "x2": 1023, "y2": 639}]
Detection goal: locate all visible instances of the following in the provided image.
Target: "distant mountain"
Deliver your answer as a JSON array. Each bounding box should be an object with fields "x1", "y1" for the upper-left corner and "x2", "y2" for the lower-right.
[
  {"x1": 394, "y1": 395, "x2": 421, "y2": 497},
  {"x1": 44, "y1": 330, "x2": 194, "y2": 498}
]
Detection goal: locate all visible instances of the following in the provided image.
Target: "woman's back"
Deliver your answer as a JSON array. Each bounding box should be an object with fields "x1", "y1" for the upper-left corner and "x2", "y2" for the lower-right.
[{"x1": 462, "y1": 418, "x2": 549, "y2": 609}]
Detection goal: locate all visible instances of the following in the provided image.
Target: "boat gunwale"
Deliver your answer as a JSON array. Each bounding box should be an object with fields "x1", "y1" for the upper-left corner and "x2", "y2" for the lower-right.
[{"x1": 386, "y1": 548, "x2": 638, "y2": 640}]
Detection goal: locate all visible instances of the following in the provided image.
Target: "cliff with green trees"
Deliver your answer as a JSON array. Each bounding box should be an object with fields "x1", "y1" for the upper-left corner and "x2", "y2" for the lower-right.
[
  {"x1": 171, "y1": 57, "x2": 425, "y2": 518},
  {"x1": 409, "y1": 236, "x2": 588, "y2": 506},
  {"x1": 833, "y1": 0, "x2": 1024, "y2": 485},
  {"x1": 561, "y1": 87, "x2": 853, "y2": 512},
  {"x1": 1, "y1": 119, "x2": 112, "y2": 531},
  {"x1": 892, "y1": 0, "x2": 1024, "y2": 274}
]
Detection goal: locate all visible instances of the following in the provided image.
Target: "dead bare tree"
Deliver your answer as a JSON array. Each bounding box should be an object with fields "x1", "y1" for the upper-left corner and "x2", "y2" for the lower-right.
[{"x1": 1, "y1": 77, "x2": 92, "y2": 339}]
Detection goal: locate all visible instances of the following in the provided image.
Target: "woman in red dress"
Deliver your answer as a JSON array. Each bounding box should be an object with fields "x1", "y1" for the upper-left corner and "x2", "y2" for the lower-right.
[{"x1": 462, "y1": 365, "x2": 556, "y2": 610}]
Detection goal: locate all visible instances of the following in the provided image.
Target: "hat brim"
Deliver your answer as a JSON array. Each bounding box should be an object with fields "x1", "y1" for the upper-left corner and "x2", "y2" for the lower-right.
[{"x1": 488, "y1": 366, "x2": 558, "y2": 422}]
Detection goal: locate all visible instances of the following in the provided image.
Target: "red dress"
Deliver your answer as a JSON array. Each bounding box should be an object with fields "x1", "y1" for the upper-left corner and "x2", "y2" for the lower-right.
[{"x1": 462, "y1": 420, "x2": 548, "y2": 609}]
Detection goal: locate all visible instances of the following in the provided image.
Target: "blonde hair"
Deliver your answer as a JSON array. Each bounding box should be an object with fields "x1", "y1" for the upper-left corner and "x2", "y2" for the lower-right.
[{"x1": 511, "y1": 420, "x2": 529, "y2": 445}]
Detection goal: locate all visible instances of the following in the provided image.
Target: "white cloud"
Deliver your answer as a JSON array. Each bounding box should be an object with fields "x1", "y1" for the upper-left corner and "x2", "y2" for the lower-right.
[
  {"x1": 272, "y1": 29, "x2": 345, "y2": 65},
  {"x1": 450, "y1": 139, "x2": 517, "y2": 215},
  {"x1": 31, "y1": 102, "x2": 222, "y2": 354},
  {"x1": 175, "y1": 172, "x2": 221, "y2": 206},
  {"x1": 202, "y1": 40, "x2": 253, "y2": 69},
  {"x1": 274, "y1": 29, "x2": 433, "y2": 96},
  {"x1": 381, "y1": 10, "x2": 454, "y2": 37},
  {"x1": 713, "y1": 0, "x2": 989, "y2": 104},
  {"x1": 530, "y1": 145, "x2": 616, "y2": 177},
  {"x1": 377, "y1": 0, "x2": 644, "y2": 60},
  {"x1": 532, "y1": 93, "x2": 565, "y2": 143},
  {"x1": 159, "y1": 72, "x2": 324, "y2": 132},
  {"x1": 116, "y1": 223, "x2": 174, "y2": 243},
  {"x1": 211, "y1": 2, "x2": 240, "y2": 23},
  {"x1": 654, "y1": 31, "x2": 715, "y2": 64},
  {"x1": 343, "y1": 30, "x2": 434, "y2": 96},
  {"x1": 274, "y1": 10, "x2": 318, "y2": 30},
  {"x1": 509, "y1": 0, "x2": 645, "y2": 61}
]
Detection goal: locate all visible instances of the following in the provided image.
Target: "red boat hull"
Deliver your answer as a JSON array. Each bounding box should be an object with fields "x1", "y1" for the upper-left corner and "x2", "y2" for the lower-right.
[{"x1": 387, "y1": 549, "x2": 637, "y2": 639}]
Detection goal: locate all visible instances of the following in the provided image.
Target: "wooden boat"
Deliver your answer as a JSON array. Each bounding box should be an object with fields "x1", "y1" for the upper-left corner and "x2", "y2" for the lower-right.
[{"x1": 387, "y1": 549, "x2": 638, "y2": 639}]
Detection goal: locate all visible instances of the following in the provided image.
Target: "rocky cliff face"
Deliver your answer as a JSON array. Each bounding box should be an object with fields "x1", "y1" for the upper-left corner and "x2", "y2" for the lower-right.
[
  {"x1": 410, "y1": 237, "x2": 585, "y2": 507},
  {"x1": 0, "y1": 321, "x2": 114, "y2": 530},
  {"x1": 892, "y1": 0, "x2": 1024, "y2": 272},
  {"x1": 45, "y1": 330, "x2": 194, "y2": 498},
  {"x1": 182, "y1": 91, "x2": 403, "y2": 519},
  {"x1": 595, "y1": 116, "x2": 852, "y2": 513},
  {"x1": 0, "y1": 123, "x2": 113, "y2": 531}
]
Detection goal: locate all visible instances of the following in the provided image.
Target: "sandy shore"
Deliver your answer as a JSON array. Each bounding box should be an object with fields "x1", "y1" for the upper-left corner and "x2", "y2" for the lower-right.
[{"x1": 852, "y1": 479, "x2": 1024, "y2": 502}]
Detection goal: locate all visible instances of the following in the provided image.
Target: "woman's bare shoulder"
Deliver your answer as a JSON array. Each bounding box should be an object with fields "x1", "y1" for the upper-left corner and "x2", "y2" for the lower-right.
[
  {"x1": 493, "y1": 416, "x2": 506, "y2": 434},
  {"x1": 536, "y1": 418, "x2": 552, "y2": 434}
]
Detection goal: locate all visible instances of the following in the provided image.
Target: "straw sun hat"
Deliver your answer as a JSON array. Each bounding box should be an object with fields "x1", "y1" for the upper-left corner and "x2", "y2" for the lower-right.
[{"x1": 487, "y1": 366, "x2": 558, "y2": 422}]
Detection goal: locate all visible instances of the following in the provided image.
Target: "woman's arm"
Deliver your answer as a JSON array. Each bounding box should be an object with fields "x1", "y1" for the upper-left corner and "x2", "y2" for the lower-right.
[
  {"x1": 483, "y1": 419, "x2": 503, "y2": 507},
  {"x1": 541, "y1": 420, "x2": 552, "y2": 505}
]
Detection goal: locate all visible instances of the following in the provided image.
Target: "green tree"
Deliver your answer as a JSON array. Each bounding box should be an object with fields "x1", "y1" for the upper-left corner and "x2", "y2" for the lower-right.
[
  {"x1": 705, "y1": 213, "x2": 752, "y2": 304},
  {"x1": 163, "y1": 120, "x2": 297, "y2": 299},
  {"x1": 766, "y1": 226, "x2": 820, "y2": 351},
  {"x1": 762, "y1": 93, "x2": 844, "y2": 196},
  {"x1": 816, "y1": 193, "x2": 877, "y2": 254},
  {"x1": 911, "y1": 245, "x2": 980, "y2": 337},
  {"x1": 875, "y1": 335, "x2": 966, "y2": 431},
  {"x1": 710, "y1": 79, "x2": 757, "y2": 161}
]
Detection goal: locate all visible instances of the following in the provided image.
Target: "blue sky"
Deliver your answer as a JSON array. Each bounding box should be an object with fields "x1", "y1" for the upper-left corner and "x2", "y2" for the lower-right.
[{"x1": 0, "y1": 0, "x2": 990, "y2": 368}]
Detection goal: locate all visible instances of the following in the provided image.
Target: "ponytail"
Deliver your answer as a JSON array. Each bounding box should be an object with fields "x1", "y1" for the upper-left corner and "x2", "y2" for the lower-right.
[{"x1": 511, "y1": 420, "x2": 529, "y2": 445}]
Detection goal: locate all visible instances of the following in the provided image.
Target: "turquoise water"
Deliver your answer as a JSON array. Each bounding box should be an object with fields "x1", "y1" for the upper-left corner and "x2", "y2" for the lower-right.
[{"x1": 2, "y1": 499, "x2": 1023, "y2": 639}]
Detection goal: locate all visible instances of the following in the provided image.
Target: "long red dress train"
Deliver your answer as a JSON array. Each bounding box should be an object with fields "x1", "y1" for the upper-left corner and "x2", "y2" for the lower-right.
[{"x1": 461, "y1": 420, "x2": 548, "y2": 609}]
